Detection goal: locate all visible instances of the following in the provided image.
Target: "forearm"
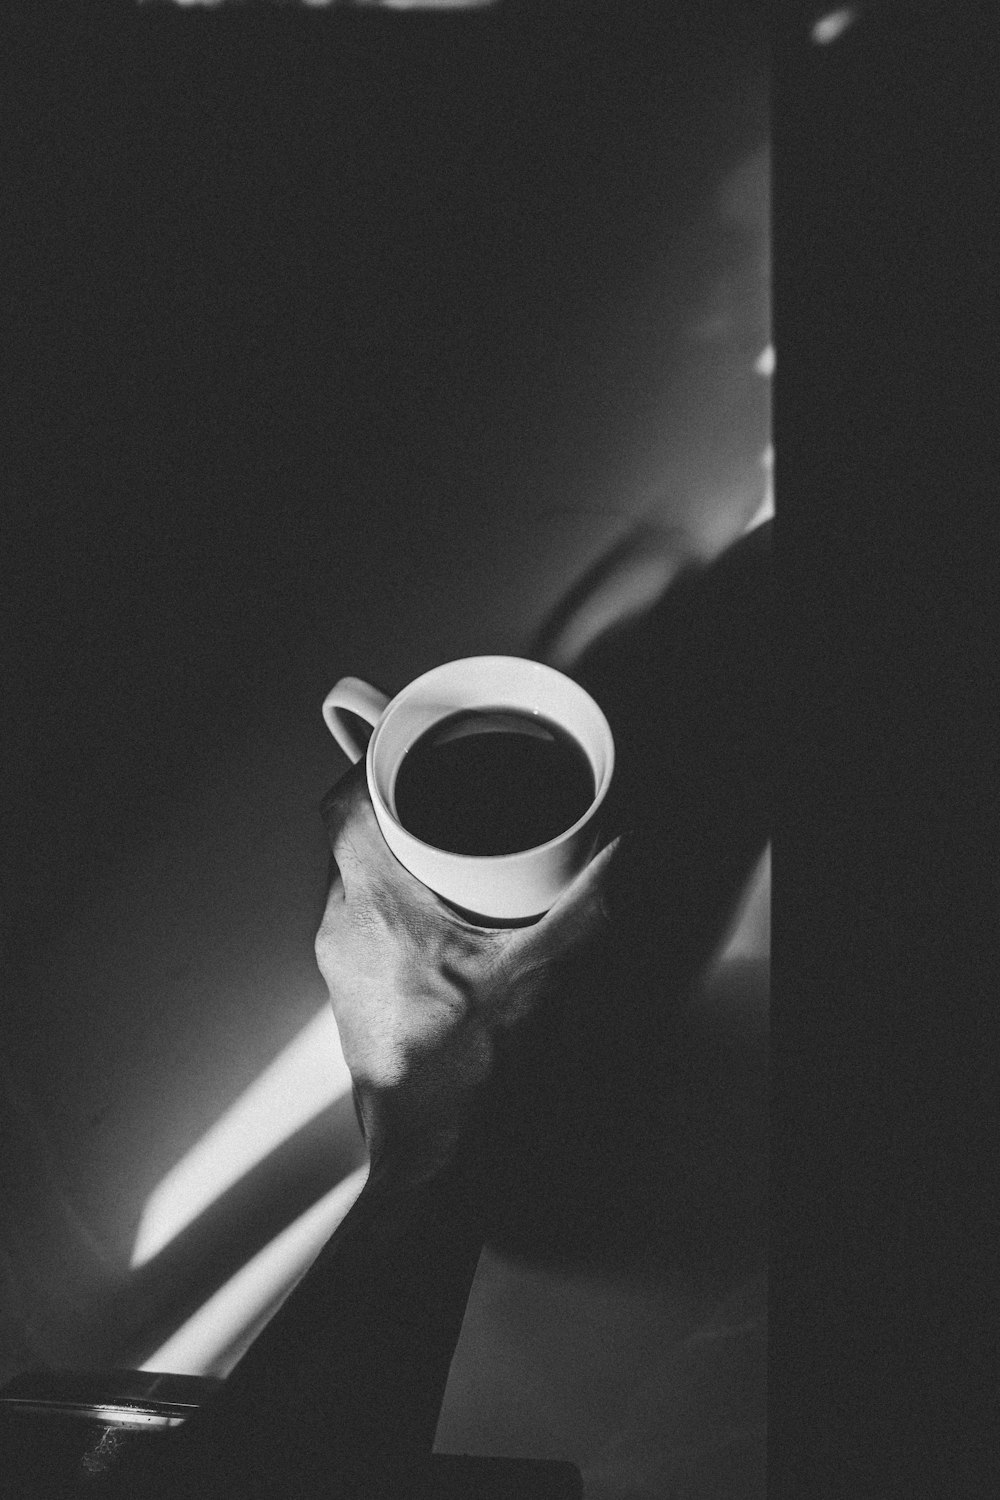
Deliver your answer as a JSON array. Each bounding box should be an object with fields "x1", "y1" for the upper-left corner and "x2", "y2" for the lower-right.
[{"x1": 107, "y1": 1161, "x2": 485, "y2": 1498}]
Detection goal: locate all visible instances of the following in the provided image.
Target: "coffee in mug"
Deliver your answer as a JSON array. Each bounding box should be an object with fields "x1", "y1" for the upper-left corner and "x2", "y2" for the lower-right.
[{"x1": 393, "y1": 708, "x2": 595, "y2": 857}]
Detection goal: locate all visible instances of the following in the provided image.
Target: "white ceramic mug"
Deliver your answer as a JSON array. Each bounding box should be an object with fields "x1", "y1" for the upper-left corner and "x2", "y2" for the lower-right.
[{"x1": 322, "y1": 656, "x2": 615, "y2": 922}]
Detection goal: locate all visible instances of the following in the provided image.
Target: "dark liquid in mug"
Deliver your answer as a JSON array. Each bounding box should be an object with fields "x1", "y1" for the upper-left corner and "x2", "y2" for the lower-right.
[{"x1": 393, "y1": 709, "x2": 595, "y2": 856}]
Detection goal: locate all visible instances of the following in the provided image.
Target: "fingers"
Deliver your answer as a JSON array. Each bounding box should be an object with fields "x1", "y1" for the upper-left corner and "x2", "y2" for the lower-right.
[
  {"x1": 319, "y1": 763, "x2": 384, "y2": 882},
  {"x1": 320, "y1": 764, "x2": 626, "y2": 955},
  {"x1": 319, "y1": 762, "x2": 445, "y2": 913},
  {"x1": 319, "y1": 760, "x2": 368, "y2": 839}
]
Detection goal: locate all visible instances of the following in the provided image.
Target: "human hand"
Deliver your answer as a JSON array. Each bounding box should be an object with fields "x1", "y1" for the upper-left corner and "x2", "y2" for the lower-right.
[{"x1": 314, "y1": 763, "x2": 620, "y2": 1192}]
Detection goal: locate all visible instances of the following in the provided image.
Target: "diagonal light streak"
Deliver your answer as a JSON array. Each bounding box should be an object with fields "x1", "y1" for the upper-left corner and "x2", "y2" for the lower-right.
[
  {"x1": 130, "y1": 1008, "x2": 353, "y2": 1269},
  {"x1": 139, "y1": 1164, "x2": 369, "y2": 1377}
]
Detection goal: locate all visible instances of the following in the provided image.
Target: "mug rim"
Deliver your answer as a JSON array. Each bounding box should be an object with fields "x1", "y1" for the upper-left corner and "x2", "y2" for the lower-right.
[{"x1": 365, "y1": 655, "x2": 615, "y2": 866}]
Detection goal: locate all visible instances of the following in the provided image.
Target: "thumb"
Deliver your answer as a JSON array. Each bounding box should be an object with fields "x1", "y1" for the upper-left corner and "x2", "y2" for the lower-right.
[
  {"x1": 518, "y1": 834, "x2": 625, "y2": 965},
  {"x1": 320, "y1": 768, "x2": 393, "y2": 896}
]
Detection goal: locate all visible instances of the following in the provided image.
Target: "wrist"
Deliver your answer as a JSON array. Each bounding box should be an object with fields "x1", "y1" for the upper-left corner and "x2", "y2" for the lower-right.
[
  {"x1": 361, "y1": 1138, "x2": 486, "y2": 1231},
  {"x1": 359, "y1": 1076, "x2": 493, "y2": 1198}
]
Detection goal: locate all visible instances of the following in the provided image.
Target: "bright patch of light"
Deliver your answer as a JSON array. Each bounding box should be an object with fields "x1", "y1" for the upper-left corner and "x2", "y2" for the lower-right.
[
  {"x1": 811, "y1": 8, "x2": 857, "y2": 44},
  {"x1": 130, "y1": 1009, "x2": 352, "y2": 1268},
  {"x1": 140, "y1": 1165, "x2": 369, "y2": 1377},
  {"x1": 754, "y1": 345, "x2": 775, "y2": 378}
]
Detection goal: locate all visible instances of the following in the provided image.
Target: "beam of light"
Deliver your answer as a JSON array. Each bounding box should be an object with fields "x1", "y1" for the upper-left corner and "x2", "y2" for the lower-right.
[
  {"x1": 130, "y1": 1008, "x2": 352, "y2": 1269},
  {"x1": 811, "y1": 8, "x2": 858, "y2": 45},
  {"x1": 139, "y1": 1164, "x2": 369, "y2": 1377}
]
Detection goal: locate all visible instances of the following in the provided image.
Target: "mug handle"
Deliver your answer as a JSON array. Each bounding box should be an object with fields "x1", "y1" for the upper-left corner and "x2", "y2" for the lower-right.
[{"x1": 322, "y1": 677, "x2": 390, "y2": 763}]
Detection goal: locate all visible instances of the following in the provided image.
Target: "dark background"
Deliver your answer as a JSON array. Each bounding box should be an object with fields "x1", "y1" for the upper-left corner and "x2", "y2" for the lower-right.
[
  {"x1": 773, "y1": 4, "x2": 998, "y2": 1495},
  {"x1": 5, "y1": 2, "x2": 998, "y2": 1494}
]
